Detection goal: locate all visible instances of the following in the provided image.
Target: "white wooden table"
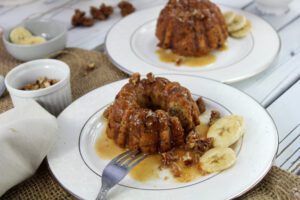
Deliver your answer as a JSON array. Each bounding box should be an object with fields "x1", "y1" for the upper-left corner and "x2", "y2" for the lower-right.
[{"x1": 0, "y1": 0, "x2": 299, "y2": 175}]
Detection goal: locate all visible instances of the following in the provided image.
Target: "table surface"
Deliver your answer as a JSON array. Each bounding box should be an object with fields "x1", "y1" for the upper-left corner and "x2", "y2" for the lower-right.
[{"x1": 0, "y1": 0, "x2": 299, "y2": 175}]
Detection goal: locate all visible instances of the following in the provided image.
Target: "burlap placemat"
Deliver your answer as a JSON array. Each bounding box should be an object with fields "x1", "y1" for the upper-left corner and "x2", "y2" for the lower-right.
[{"x1": 0, "y1": 40, "x2": 299, "y2": 200}]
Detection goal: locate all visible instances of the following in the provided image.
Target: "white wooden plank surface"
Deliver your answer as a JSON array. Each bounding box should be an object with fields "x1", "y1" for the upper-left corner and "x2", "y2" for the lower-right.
[
  {"x1": 213, "y1": 0, "x2": 251, "y2": 8},
  {"x1": 231, "y1": 0, "x2": 300, "y2": 105},
  {"x1": 0, "y1": 0, "x2": 73, "y2": 28},
  {"x1": 233, "y1": 53, "x2": 300, "y2": 107},
  {"x1": 267, "y1": 81, "x2": 300, "y2": 174},
  {"x1": 276, "y1": 125, "x2": 299, "y2": 171}
]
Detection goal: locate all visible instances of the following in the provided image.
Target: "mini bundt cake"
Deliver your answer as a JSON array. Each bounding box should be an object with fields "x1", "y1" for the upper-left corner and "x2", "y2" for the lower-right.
[
  {"x1": 103, "y1": 73, "x2": 201, "y2": 153},
  {"x1": 156, "y1": 0, "x2": 228, "y2": 57}
]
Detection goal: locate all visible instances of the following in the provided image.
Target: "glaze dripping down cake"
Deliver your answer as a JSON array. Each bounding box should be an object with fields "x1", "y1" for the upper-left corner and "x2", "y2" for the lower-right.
[
  {"x1": 156, "y1": 0, "x2": 228, "y2": 56},
  {"x1": 103, "y1": 73, "x2": 201, "y2": 153}
]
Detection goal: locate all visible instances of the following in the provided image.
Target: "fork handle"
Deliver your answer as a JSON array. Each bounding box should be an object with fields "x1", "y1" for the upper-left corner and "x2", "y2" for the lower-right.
[{"x1": 96, "y1": 186, "x2": 109, "y2": 200}]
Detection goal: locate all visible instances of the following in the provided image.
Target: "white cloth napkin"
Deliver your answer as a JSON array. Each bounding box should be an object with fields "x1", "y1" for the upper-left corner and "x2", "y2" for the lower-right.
[{"x1": 0, "y1": 100, "x2": 57, "y2": 196}]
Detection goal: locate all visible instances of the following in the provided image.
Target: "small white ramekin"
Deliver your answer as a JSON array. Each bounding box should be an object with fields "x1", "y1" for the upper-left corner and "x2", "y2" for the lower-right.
[{"x1": 5, "y1": 59, "x2": 72, "y2": 116}]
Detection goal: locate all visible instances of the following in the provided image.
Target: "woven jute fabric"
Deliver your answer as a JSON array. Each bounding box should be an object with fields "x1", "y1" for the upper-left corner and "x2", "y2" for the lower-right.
[{"x1": 0, "y1": 40, "x2": 299, "y2": 200}]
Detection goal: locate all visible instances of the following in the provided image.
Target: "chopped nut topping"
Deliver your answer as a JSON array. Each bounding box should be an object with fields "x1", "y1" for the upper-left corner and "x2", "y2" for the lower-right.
[
  {"x1": 161, "y1": 151, "x2": 179, "y2": 166},
  {"x1": 21, "y1": 77, "x2": 59, "y2": 91},
  {"x1": 175, "y1": 57, "x2": 184, "y2": 66},
  {"x1": 129, "y1": 73, "x2": 140, "y2": 85},
  {"x1": 196, "y1": 97, "x2": 206, "y2": 114},
  {"x1": 182, "y1": 152, "x2": 193, "y2": 166},
  {"x1": 186, "y1": 131, "x2": 213, "y2": 155},
  {"x1": 209, "y1": 110, "x2": 221, "y2": 126}
]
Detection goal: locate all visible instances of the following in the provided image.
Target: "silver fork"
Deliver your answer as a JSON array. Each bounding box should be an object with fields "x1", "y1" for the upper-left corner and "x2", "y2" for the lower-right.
[{"x1": 96, "y1": 150, "x2": 147, "y2": 200}]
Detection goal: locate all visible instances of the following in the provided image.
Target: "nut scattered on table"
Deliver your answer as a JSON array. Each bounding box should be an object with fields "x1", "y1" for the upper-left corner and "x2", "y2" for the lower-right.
[
  {"x1": 86, "y1": 63, "x2": 96, "y2": 71},
  {"x1": 72, "y1": 9, "x2": 95, "y2": 27},
  {"x1": 82, "y1": 63, "x2": 97, "y2": 76},
  {"x1": 21, "y1": 77, "x2": 59, "y2": 91},
  {"x1": 118, "y1": 1, "x2": 135, "y2": 17},
  {"x1": 72, "y1": 1, "x2": 136, "y2": 27},
  {"x1": 90, "y1": 3, "x2": 113, "y2": 20}
]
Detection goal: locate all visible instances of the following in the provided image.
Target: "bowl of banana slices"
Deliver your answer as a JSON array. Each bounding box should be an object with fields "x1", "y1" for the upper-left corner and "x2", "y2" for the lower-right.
[{"x1": 2, "y1": 19, "x2": 67, "y2": 61}]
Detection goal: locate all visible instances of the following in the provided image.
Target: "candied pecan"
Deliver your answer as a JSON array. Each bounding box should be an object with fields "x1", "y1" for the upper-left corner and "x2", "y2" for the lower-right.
[
  {"x1": 186, "y1": 130, "x2": 199, "y2": 149},
  {"x1": 129, "y1": 73, "x2": 140, "y2": 85},
  {"x1": 161, "y1": 151, "x2": 178, "y2": 166},
  {"x1": 118, "y1": 1, "x2": 135, "y2": 17},
  {"x1": 90, "y1": 6, "x2": 105, "y2": 20},
  {"x1": 209, "y1": 110, "x2": 221, "y2": 126},
  {"x1": 186, "y1": 131, "x2": 213, "y2": 155},
  {"x1": 194, "y1": 137, "x2": 213, "y2": 155},
  {"x1": 72, "y1": 9, "x2": 94, "y2": 27},
  {"x1": 182, "y1": 152, "x2": 193, "y2": 166},
  {"x1": 72, "y1": 9, "x2": 84, "y2": 26},
  {"x1": 90, "y1": 4, "x2": 113, "y2": 20},
  {"x1": 146, "y1": 73, "x2": 155, "y2": 83},
  {"x1": 82, "y1": 18, "x2": 94, "y2": 26},
  {"x1": 100, "y1": 3, "x2": 113, "y2": 16},
  {"x1": 175, "y1": 57, "x2": 184, "y2": 66},
  {"x1": 196, "y1": 97, "x2": 206, "y2": 114}
]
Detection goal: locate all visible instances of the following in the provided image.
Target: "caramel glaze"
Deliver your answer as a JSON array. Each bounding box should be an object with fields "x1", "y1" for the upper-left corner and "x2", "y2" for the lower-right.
[
  {"x1": 95, "y1": 126, "x2": 161, "y2": 182},
  {"x1": 95, "y1": 123, "x2": 211, "y2": 183},
  {"x1": 156, "y1": 44, "x2": 228, "y2": 67}
]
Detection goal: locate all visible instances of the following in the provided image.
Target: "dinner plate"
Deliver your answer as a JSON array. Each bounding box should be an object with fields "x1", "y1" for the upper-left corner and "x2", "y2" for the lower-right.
[
  {"x1": 105, "y1": 5, "x2": 280, "y2": 83},
  {"x1": 48, "y1": 74, "x2": 278, "y2": 200}
]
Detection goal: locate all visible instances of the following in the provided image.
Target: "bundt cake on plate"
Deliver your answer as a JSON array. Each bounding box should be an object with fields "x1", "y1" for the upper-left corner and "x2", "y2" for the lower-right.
[
  {"x1": 103, "y1": 73, "x2": 201, "y2": 153},
  {"x1": 156, "y1": 0, "x2": 228, "y2": 57}
]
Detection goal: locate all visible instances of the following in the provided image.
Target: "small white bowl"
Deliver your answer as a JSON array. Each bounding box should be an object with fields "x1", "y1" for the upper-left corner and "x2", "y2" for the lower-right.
[
  {"x1": 2, "y1": 19, "x2": 67, "y2": 61},
  {"x1": 5, "y1": 59, "x2": 72, "y2": 116},
  {"x1": 255, "y1": 0, "x2": 292, "y2": 15}
]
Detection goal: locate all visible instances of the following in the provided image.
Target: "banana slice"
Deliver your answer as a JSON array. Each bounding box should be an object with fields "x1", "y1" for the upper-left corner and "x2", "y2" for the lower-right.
[
  {"x1": 200, "y1": 147, "x2": 236, "y2": 173},
  {"x1": 19, "y1": 36, "x2": 46, "y2": 45},
  {"x1": 223, "y1": 11, "x2": 236, "y2": 25},
  {"x1": 10, "y1": 27, "x2": 33, "y2": 44},
  {"x1": 228, "y1": 15, "x2": 247, "y2": 32},
  {"x1": 230, "y1": 20, "x2": 252, "y2": 38},
  {"x1": 207, "y1": 115, "x2": 245, "y2": 148}
]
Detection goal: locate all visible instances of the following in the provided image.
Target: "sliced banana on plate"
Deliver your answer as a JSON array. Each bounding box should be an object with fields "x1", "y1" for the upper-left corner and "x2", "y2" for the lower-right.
[
  {"x1": 230, "y1": 20, "x2": 252, "y2": 38},
  {"x1": 19, "y1": 36, "x2": 46, "y2": 45},
  {"x1": 223, "y1": 11, "x2": 251, "y2": 38},
  {"x1": 207, "y1": 115, "x2": 245, "y2": 148},
  {"x1": 227, "y1": 15, "x2": 247, "y2": 32},
  {"x1": 200, "y1": 147, "x2": 236, "y2": 173},
  {"x1": 223, "y1": 11, "x2": 236, "y2": 25},
  {"x1": 10, "y1": 27, "x2": 33, "y2": 44}
]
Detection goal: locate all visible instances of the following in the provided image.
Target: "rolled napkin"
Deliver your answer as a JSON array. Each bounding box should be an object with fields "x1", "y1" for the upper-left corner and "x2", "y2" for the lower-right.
[{"x1": 0, "y1": 100, "x2": 57, "y2": 196}]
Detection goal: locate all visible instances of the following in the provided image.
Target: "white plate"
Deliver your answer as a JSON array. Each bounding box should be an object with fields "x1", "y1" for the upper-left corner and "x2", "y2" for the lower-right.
[
  {"x1": 105, "y1": 5, "x2": 280, "y2": 83},
  {"x1": 48, "y1": 74, "x2": 278, "y2": 200}
]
